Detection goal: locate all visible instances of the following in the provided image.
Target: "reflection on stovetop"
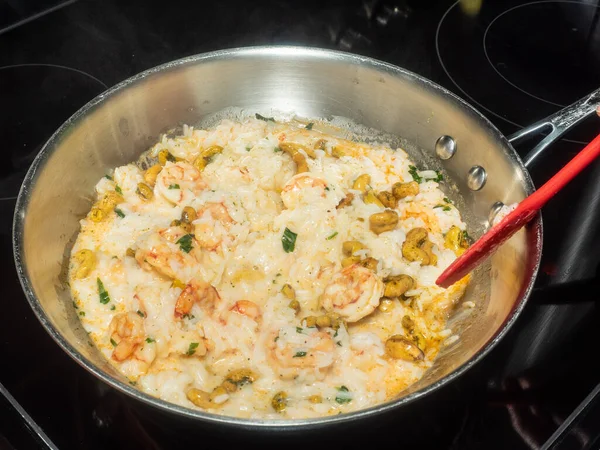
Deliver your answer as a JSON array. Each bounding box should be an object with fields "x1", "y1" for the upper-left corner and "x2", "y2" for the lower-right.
[{"x1": 1, "y1": 0, "x2": 600, "y2": 449}]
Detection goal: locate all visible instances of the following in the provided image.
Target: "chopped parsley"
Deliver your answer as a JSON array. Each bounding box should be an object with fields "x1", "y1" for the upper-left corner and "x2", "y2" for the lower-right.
[
  {"x1": 274, "y1": 146, "x2": 282, "y2": 152},
  {"x1": 282, "y1": 227, "x2": 298, "y2": 253},
  {"x1": 104, "y1": 175, "x2": 113, "y2": 180},
  {"x1": 443, "y1": 197, "x2": 452, "y2": 203},
  {"x1": 136, "y1": 310, "x2": 146, "y2": 318},
  {"x1": 114, "y1": 208, "x2": 125, "y2": 218},
  {"x1": 326, "y1": 231, "x2": 338, "y2": 240},
  {"x1": 110, "y1": 338, "x2": 117, "y2": 347},
  {"x1": 129, "y1": 381, "x2": 137, "y2": 386},
  {"x1": 434, "y1": 205, "x2": 451, "y2": 211},
  {"x1": 334, "y1": 329, "x2": 339, "y2": 338},
  {"x1": 324, "y1": 186, "x2": 330, "y2": 191},
  {"x1": 408, "y1": 165, "x2": 422, "y2": 183},
  {"x1": 246, "y1": 146, "x2": 252, "y2": 152},
  {"x1": 110, "y1": 305, "x2": 116, "y2": 311},
  {"x1": 186, "y1": 342, "x2": 200, "y2": 356},
  {"x1": 79, "y1": 311, "x2": 85, "y2": 317},
  {"x1": 168, "y1": 184, "x2": 180, "y2": 190},
  {"x1": 306, "y1": 122, "x2": 314, "y2": 130},
  {"x1": 115, "y1": 185, "x2": 123, "y2": 195},
  {"x1": 274, "y1": 336, "x2": 280, "y2": 342},
  {"x1": 255, "y1": 113, "x2": 275, "y2": 122},
  {"x1": 335, "y1": 386, "x2": 352, "y2": 404},
  {"x1": 409, "y1": 165, "x2": 443, "y2": 183},
  {"x1": 97, "y1": 278, "x2": 110, "y2": 304},
  {"x1": 462, "y1": 230, "x2": 473, "y2": 244},
  {"x1": 72, "y1": 301, "x2": 78, "y2": 309},
  {"x1": 293, "y1": 351, "x2": 307, "y2": 358},
  {"x1": 182, "y1": 313, "x2": 195, "y2": 320},
  {"x1": 145, "y1": 337, "x2": 155, "y2": 343},
  {"x1": 337, "y1": 341, "x2": 342, "y2": 346},
  {"x1": 176, "y1": 234, "x2": 194, "y2": 253},
  {"x1": 296, "y1": 327, "x2": 303, "y2": 333}
]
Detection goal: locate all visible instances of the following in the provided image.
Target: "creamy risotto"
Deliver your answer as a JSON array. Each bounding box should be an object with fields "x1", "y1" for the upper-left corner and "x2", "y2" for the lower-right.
[{"x1": 69, "y1": 115, "x2": 471, "y2": 419}]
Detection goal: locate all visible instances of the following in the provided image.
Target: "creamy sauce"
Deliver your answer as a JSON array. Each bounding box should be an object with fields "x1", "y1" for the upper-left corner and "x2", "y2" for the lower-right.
[{"x1": 69, "y1": 117, "x2": 470, "y2": 419}]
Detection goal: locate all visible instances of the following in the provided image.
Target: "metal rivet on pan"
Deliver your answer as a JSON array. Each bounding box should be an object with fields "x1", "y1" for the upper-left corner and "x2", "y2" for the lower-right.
[
  {"x1": 488, "y1": 201, "x2": 505, "y2": 225},
  {"x1": 435, "y1": 135, "x2": 456, "y2": 160},
  {"x1": 467, "y1": 165, "x2": 487, "y2": 191}
]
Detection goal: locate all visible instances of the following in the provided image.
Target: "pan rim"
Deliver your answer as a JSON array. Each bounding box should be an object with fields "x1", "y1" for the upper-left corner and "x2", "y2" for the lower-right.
[{"x1": 12, "y1": 45, "x2": 542, "y2": 428}]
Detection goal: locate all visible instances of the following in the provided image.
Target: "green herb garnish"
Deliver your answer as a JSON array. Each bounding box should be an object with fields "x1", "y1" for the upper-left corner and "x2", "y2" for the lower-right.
[
  {"x1": 433, "y1": 171, "x2": 443, "y2": 182},
  {"x1": 104, "y1": 175, "x2": 113, "y2": 180},
  {"x1": 97, "y1": 278, "x2": 110, "y2": 304},
  {"x1": 434, "y1": 205, "x2": 451, "y2": 211},
  {"x1": 443, "y1": 197, "x2": 451, "y2": 203},
  {"x1": 110, "y1": 338, "x2": 117, "y2": 347},
  {"x1": 408, "y1": 165, "x2": 422, "y2": 183},
  {"x1": 274, "y1": 336, "x2": 279, "y2": 342},
  {"x1": 246, "y1": 146, "x2": 252, "y2": 152},
  {"x1": 335, "y1": 386, "x2": 352, "y2": 404},
  {"x1": 187, "y1": 342, "x2": 200, "y2": 356},
  {"x1": 168, "y1": 184, "x2": 180, "y2": 190},
  {"x1": 136, "y1": 310, "x2": 146, "y2": 318},
  {"x1": 115, "y1": 185, "x2": 123, "y2": 195},
  {"x1": 182, "y1": 313, "x2": 195, "y2": 320},
  {"x1": 293, "y1": 351, "x2": 307, "y2": 358},
  {"x1": 176, "y1": 234, "x2": 194, "y2": 253},
  {"x1": 114, "y1": 208, "x2": 125, "y2": 218},
  {"x1": 306, "y1": 122, "x2": 314, "y2": 130},
  {"x1": 146, "y1": 337, "x2": 155, "y2": 343},
  {"x1": 325, "y1": 186, "x2": 330, "y2": 191},
  {"x1": 282, "y1": 227, "x2": 297, "y2": 253},
  {"x1": 255, "y1": 113, "x2": 275, "y2": 122},
  {"x1": 274, "y1": 146, "x2": 282, "y2": 152},
  {"x1": 166, "y1": 152, "x2": 177, "y2": 162},
  {"x1": 110, "y1": 305, "x2": 116, "y2": 311},
  {"x1": 79, "y1": 311, "x2": 85, "y2": 317},
  {"x1": 72, "y1": 301, "x2": 78, "y2": 309},
  {"x1": 462, "y1": 230, "x2": 473, "y2": 244},
  {"x1": 296, "y1": 327, "x2": 303, "y2": 333},
  {"x1": 326, "y1": 231, "x2": 338, "y2": 240}
]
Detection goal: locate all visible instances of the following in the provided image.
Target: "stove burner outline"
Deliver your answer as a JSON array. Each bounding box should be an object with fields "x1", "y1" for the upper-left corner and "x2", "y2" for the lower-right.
[
  {"x1": 482, "y1": 0, "x2": 600, "y2": 109},
  {"x1": 436, "y1": 1, "x2": 523, "y2": 129},
  {"x1": 435, "y1": 0, "x2": 590, "y2": 146},
  {"x1": 0, "y1": 63, "x2": 107, "y2": 201},
  {"x1": 0, "y1": 63, "x2": 108, "y2": 89}
]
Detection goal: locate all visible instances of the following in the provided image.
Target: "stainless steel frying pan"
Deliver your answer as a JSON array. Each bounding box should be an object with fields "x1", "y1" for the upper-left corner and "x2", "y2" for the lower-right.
[{"x1": 12, "y1": 46, "x2": 600, "y2": 429}]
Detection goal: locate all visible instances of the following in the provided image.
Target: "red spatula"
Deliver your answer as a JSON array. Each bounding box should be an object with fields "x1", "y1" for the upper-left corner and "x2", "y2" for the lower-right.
[{"x1": 436, "y1": 132, "x2": 600, "y2": 289}]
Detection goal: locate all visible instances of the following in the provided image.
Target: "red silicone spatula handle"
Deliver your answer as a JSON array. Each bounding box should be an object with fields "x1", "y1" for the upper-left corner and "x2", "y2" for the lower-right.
[{"x1": 436, "y1": 132, "x2": 600, "y2": 289}]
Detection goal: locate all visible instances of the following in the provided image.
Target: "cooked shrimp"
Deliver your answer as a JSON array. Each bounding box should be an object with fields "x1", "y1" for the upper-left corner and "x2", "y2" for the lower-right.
[
  {"x1": 134, "y1": 230, "x2": 198, "y2": 280},
  {"x1": 229, "y1": 300, "x2": 261, "y2": 322},
  {"x1": 194, "y1": 202, "x2": 235, "y2": 250},
  {"x1": 281, "y1": 173, "x2": 328, "y2": 209},
  {"x1": 174, "y1": 280, "x2": 221, "y2": 318},
  {"x1": 109, "y1": 312, "x2": 146, "y2": 361},
  {"x1": 155, "y1": 161, "x2": 208, "y2": 204},
  {"x1": 267, "y1": 326, "x2": 336, "y2": 379},
  {"x1": 320, "y1": 264, "x2": 384, "y2": 322}
]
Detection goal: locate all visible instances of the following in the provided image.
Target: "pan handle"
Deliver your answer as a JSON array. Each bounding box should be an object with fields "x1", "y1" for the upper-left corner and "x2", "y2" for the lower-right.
[{"x1": 508, "y1": 87, "x2": 600, "y2": 168}]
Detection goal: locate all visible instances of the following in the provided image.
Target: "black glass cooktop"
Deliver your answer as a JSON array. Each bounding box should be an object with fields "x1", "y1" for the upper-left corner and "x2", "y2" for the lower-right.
[{"x1": 1, "y1": 0, "x2": 600, "y2": 449}]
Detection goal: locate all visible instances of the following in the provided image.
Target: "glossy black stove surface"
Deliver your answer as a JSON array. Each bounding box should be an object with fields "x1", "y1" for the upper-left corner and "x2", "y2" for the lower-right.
[{"x1": 1, "y1": 0, "x2": 600, "y2": 449}]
